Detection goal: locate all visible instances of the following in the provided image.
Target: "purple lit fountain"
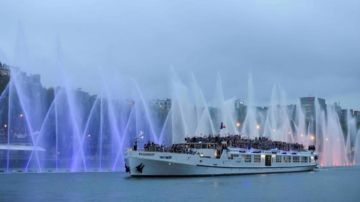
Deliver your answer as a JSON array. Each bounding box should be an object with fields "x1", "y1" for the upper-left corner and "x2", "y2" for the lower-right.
[
  {"x1": 0, "y1": 26, "x2": 359, "y2": 172},
  {"x1": 0, "y1": 67, "x2": 359, "y2": 172}
]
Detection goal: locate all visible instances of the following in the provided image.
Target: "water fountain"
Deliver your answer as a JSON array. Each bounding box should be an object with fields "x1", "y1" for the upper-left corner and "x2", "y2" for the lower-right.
[
  {"x1": 241, "y1": 72, "x2": 260, "y2": 138},
  {"x1": 0, "y1": 67, "x2": 359, "y2": 171},
  {"x1": 0, "y1": 26, "x2": 359, "y2": 172}
]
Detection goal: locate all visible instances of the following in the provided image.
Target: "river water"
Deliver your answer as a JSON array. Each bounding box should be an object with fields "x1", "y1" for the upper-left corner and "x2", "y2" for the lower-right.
[{"x1": 0, "y1": 166, "x2": 359, "y2": 202}]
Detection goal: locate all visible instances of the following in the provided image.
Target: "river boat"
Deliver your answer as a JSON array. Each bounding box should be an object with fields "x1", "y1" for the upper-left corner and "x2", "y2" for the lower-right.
[{"x1": 124, "y1": 139, "x2": 318, "y2": 177}]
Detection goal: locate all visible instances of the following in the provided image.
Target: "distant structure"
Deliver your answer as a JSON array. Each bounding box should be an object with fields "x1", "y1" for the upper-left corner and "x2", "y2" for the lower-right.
[
  {"x1": 235, "y1": 99, "x2": 246, "y2": 125},
  {"x1": 334, "y1": 102, "x2": 342, "y2": 118},
  {"x1": 235, "y1": 99, "x2": 245, "y2": 109},
  {"x1": 149, "y1": 98, "x2": 172, "y2": 125},
  {"x1": 350, "y1": 109, "x2": 360, "y2": 122},
  {"x1": 341, "y1": 108, "x2": 360, "y2": 123},
  {"x1": 0, "y1": 62, "x2": 10, "y2": 76},
  {"x1": 149, "y1": 98, "x2": 172, "y2": 110},
  {"x1": 0, "y1": 62, "x2": 11, "y2": 94},
  {"x1": 300, "y1": 97, "x2": 326, "y2": 121}
]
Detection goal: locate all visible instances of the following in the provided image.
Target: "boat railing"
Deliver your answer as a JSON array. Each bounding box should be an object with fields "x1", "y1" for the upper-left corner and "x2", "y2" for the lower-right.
[{"x1": 126, "y1": 147, "x2": 198, "y2": 155}]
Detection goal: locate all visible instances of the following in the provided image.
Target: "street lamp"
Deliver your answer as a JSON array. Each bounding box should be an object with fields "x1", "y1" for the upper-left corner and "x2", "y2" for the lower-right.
[
  {"x1": 19, "y1": 114, "x2": 23, "y2": 118},
  {"x1": 236, "y1": 122, "x2": 241, "y2": 127},
  {"x1": 256, "y1": 125, "x2": 260, "y2": 130},
  {"x1": 4, "y1": 124, "x2": 7, "y2": 128}
]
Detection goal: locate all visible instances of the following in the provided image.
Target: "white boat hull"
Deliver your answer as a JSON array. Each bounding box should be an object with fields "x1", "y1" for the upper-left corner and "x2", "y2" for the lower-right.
[{"x1": 125, "y1": 150, "x2": 318, "y2": 177}]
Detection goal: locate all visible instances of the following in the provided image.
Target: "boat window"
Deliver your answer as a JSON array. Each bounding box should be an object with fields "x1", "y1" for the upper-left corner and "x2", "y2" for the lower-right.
[
  {"x1": 276, "y1": 156, "x2": 282, "y2": 163},
  {"x1": 195, "y1": 144, "x2": 201, "y2": 149},
  {"x1": 190, "y1": 144, "x2": 195, "y2": 148},
  {"x1": 254, "y1": 155, "x2": 261, "y2": 162},
  {"x1": 293, "y1": 156, "x2": 300, "y2": 163},
  {"x1": 284, "y1": 156, "x2": 291, "y2": 163},
  {"x1": 242, "y1": 155, "x2": 251, "y2": 163},
  {"x1": 311, "y1": 157, "x2": 315, "y2": 163},
  {"x1": 301, "y1": 156, "x2": 308, "y2": 163},
  {"x1": 208, "y1": 144, "x2": 214, "y2": 149},
  {"x1": 202, "y1": 144, "x2": 207, "y2": 149}
]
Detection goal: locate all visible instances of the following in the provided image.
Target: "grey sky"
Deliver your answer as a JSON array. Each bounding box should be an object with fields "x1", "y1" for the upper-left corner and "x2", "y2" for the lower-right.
[{"x1": 0, "y1": 0, "x2": 359, "y2": 109}]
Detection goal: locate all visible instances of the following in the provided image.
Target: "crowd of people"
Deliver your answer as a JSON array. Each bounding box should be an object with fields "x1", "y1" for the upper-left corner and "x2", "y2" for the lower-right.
[
  {"x1": 185, "y1": 134, "x2": 309, "y2": 151},
  {"x1": 143, "y1": 140, "x2": 197, "y2": 153},
  {"x1": 143, "y1": 141, "x2": 197, "y2": 154},
  {"x1": 141, "y1": 134, "x2": 316, "y2": 153},
  {"x1": 143, "y1": 140, "x2": 167, "y2": 152}
]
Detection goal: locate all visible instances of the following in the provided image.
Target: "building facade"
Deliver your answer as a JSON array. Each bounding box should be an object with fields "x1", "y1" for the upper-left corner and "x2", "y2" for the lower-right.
[{"x1": 300, "y1": 97, "x2": 326, "y2": 121}]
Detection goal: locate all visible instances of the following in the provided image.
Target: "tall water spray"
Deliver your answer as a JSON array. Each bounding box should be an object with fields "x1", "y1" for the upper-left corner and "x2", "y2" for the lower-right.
[
  {"x1": 0, "y1": 40, "x2": 359, "y2": 171},
  {"x1": 241, "y1": 72, "x2": 259, "y2": 138},
  {"x1": 1, "y1": 70, "x2": 359, "y2": 170},
  {"x1": 262, "y1": 85, "x2": 293, "y2": 142}
]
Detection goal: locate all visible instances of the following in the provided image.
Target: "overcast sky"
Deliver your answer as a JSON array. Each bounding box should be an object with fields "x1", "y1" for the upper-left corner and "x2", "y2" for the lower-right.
[{"x1": 0, "y1": 0, "x2": 359, "y2": 109}]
